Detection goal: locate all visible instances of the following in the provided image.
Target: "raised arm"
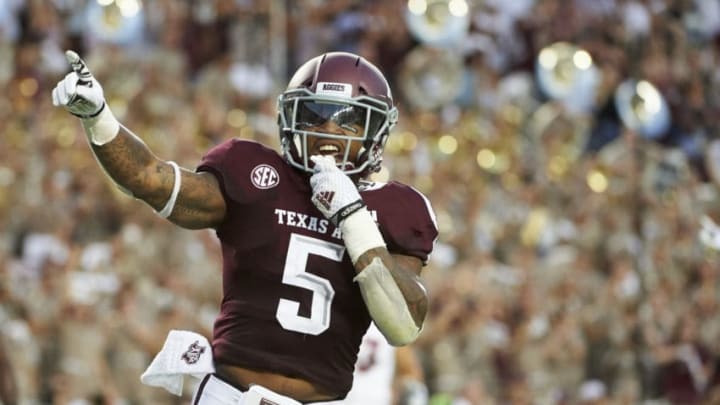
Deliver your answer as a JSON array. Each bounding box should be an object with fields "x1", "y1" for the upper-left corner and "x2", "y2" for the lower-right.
[{"x1": 52, "y1": 51, "x2": 226, "y2": 229}]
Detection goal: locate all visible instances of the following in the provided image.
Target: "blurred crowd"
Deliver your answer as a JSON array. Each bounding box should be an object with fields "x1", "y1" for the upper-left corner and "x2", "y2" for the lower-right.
[{"x1": 1, "y1": 0, "x2": 720, "y2": 404}]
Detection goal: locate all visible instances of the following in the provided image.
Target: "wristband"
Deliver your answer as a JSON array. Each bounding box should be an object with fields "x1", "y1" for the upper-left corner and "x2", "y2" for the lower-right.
[
  {"x1": 157, "y1": 161, "x2": 181, "y2": 218},
  {"x1": 331, "y1": 200, "x2": 366, "y2": 227},
  {"x1": 340, "y1": 208, "x2": 385, "y2": 264},
  {"x1": 71, "y1": 101, "x2": 106, "y2": 119},
  {"x1": 80, "y1": 104, "x2": 120, "y2": 146}
]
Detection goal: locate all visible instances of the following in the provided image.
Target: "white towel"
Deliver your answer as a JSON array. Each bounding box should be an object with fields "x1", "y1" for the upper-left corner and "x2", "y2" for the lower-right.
[{"x1": 140, "y1": 329, "x2": 216, "y2": 395}]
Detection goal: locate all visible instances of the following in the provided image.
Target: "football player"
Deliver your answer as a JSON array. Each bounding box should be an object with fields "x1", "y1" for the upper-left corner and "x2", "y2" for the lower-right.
[{"x1": 52, "y1": 50, "x2": 438, "y2": 404}]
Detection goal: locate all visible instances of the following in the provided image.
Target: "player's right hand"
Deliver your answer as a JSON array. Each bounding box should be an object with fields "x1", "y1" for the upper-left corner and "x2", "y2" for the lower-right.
[
  {"x1": 310, "y1": 155, "x2": 366, "y2": 226},
  {"x1": 52, "y1": 50, "x2": 106, "y2": 118}
]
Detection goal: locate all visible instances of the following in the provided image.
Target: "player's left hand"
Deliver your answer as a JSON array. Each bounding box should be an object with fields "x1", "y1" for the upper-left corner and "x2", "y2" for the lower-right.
[{"x1": 310, "y1": 155, "x2": 366, "y2": 226}]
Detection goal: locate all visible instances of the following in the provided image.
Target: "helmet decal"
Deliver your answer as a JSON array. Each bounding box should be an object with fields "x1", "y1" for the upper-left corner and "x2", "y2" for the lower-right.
[{"x1": 316, "y1": 82, "x2": 353, "y2": 98}]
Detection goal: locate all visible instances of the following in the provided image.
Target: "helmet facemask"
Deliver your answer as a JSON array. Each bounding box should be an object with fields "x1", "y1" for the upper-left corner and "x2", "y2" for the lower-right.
[{"x1": 278, "y1": 88, "x2": 398, "y2": 176}]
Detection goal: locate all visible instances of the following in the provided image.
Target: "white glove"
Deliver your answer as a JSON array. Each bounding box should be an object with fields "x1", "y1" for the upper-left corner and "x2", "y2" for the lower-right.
[
  {"x1": 52, "y1": 50, "x2": 105, "y2": 118},
  {"x1": 699, "y1": 215, "x2": 720, "y2": 251},
  {"x1": 52, "y1": 50, "x2": 119, "y2": 146},
  {"x1": 310, "y1": 155, "x2": 366, "y2": 226}
]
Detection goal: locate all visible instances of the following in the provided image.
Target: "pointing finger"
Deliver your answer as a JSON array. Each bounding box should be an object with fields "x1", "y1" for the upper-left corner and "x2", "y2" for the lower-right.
[
  {"x1": 63, "y1": 72, "x2": 78, "y2": 102},
  {"x1": 65, "y1": 50, "x2": 92, "y2": 81}
]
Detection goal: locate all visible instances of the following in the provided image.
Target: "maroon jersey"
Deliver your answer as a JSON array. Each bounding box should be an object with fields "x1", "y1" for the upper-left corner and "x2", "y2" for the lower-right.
[{"x1": 196, "y1": 139, "x2": 437, "y2": 397}]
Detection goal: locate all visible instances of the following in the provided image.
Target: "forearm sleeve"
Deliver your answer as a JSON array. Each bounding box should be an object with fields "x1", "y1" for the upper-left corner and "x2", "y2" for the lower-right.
[{"x1": 353, "y1": 257, "x2": 422, "y2": 346}]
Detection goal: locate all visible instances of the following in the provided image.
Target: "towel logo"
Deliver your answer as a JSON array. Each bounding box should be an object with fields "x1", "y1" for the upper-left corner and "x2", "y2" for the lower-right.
[
  {"x1": 260, "y1": 399, "x2": 280, "y2": 405},
  {"x1": 181, "y1": 340, "x2": 206, "y2": 365}
]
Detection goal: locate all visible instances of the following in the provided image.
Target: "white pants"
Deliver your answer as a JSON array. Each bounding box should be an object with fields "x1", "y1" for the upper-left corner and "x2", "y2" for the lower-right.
[{"x1": 191, "y1": 374, "x2": 338, "y2": 405}]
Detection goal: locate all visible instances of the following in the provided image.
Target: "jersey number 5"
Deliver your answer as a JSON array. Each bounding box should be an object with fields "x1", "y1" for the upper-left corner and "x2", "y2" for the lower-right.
[{"x1": 275, "y1": 233, "x2": 345, "y2": 335}]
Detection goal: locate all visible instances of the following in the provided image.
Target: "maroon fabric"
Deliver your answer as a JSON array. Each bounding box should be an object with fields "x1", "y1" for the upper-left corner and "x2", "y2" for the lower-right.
[
  {"x1": 196, "y1": 139, "x2": 437, "y2": 397},
  {"x1": 286, "y1": 52, "x2": 393, "y2": 107}
]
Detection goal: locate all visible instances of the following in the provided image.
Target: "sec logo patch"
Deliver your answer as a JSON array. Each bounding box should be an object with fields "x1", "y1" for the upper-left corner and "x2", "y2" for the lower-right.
[{"x1": 251, "y1": 164, "x2": 280, "y2": 189}]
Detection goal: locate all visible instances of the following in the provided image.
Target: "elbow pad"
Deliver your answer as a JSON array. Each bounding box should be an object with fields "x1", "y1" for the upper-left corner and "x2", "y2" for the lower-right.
[{"x1": 354, "y1": 257, "x2": 421, "y2": 346}]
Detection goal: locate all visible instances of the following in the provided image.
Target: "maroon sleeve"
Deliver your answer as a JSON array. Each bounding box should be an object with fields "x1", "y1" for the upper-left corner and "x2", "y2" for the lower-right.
[
  {"x1": 196, "y1": 138, "x2": 234, "y2": 198},
  {"x1": 196, "y1": 138, "x2": 285, "y2": 205},
  {"x1": 363, "y1": 182, "x2": 438, "y2": 264}
]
